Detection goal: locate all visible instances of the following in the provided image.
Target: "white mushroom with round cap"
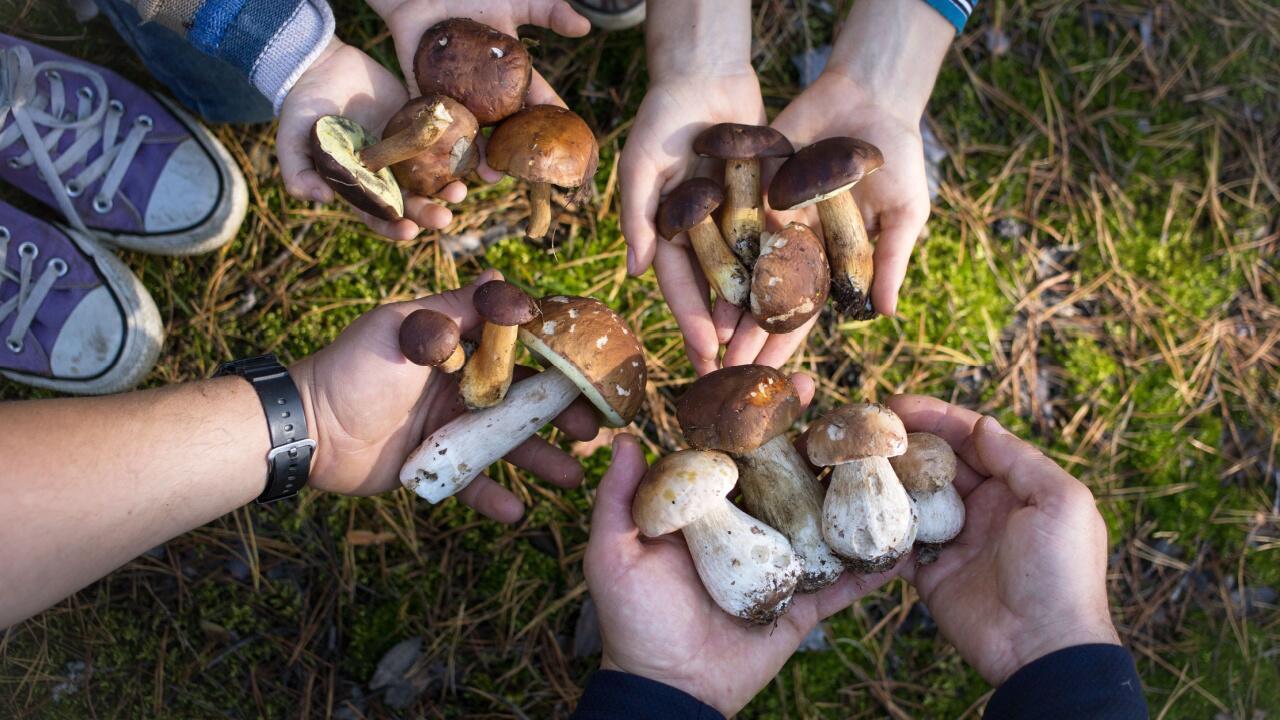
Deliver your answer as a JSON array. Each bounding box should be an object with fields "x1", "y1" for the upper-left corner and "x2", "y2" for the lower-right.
[{"x1": 891, "y1": 432, "x2": 965, "y2": 563}]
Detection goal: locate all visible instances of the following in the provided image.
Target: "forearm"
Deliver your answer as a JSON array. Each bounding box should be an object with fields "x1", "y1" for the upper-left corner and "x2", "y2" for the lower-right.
[
  {"x1": 985, "y1": 645, "x2": 1148, "y2": 719},
  {"x1": 645, "y1": 0, "x2": 754, "y2": 81},
  {"x1": 0, "y1": 378, "x2": 270, "y2": 626}
]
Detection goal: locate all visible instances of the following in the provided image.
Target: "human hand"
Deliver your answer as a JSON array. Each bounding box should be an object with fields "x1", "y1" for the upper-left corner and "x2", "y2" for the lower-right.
[
  {"x1": 290, "y1": 270, "x2": 600, "y2": 522},
  {"x1": 585, "y1": 375, "x2": 896, "y2": 716},
  {"x1": 277, "y1": 37, "x2": 468, "y2": 241},
  {"x1": 888, "y1": 395, "x2": 1121, "y2": 685}
]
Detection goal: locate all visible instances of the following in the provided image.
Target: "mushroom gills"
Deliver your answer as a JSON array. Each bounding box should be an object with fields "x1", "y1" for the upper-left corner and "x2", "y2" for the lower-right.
[
  {"x1": 682, "y1": 500, "x2": 803, "y2": 624},
  {"x1": 822, "y1": 456, "x2": 918, "y2": 572},
  {"x1": 815, "y1": 190, "x2": 875, "y2": 320},
  {"x1": 312, "y1": 116, "x2": 403, "y2": 218}
]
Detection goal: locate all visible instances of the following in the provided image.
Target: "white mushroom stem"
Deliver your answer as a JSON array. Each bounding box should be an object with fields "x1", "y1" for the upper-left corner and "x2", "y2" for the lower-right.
[
  {"x1": 822, "y1": 456, "x2": 918, "y2": 572},
  {"x1": 687, "y1": 216, "x2": 750, "y2": 307},
  {"x1": 816, "y1": 190, "x2": 875, "y2": 319},
  {"x1": 737, "y1": 435, "x2": 843, "y2": 592},
  {"x1": 460, "y1": 322, "x2": 517, "y2": 409},
  {"x1": 400, "y1": 369, "x2": 578, "y2": 503},
  {"x1": 910, "y1": 483, "x2": 965, "y2": 544},
  {"x1": 527, "y1": 181, "x2": 553, "y2": 239},
  {"x1": 682, "y1": 500, "x2": 802, "y2": 625},
  {"x1": 721, "y1": 159, "x2": 762, "y2": 267}
]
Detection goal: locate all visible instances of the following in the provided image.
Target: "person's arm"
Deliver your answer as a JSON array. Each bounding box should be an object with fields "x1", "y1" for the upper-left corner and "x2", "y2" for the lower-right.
[
  {"x1": 984, "y1": 644, "x2": 1147, "y2": 720},
  {"x1": 572, "y1": 671, "x2": 723, "y2": 720}
]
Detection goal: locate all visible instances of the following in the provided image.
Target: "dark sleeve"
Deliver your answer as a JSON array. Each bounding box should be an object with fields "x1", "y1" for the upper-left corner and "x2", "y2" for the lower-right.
[
  {"x1": 571, "y1": 670, "x2": 725, "y2": 720},
  {"x1": 985, "y1": 644, "x2": 1149, "y2": 720}
]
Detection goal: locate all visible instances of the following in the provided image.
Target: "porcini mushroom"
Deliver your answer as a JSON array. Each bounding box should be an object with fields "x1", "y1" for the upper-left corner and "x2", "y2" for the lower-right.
[
  {"x1": 486, "y1": 105, "x2": 600, "y2": 239},
  {"x1": 806, "y1": 403, "x2": 917, "y2": 572},
  {"x1": 460, "y1": 280, "x2": 539, "y2": 409},
  {"x1": 400, "y1": 296, "x2": 646, "y2": 503},
  {"x1": 382, "y1": 95, "x2": 479, "y2": 197},
  {"x1": 399, "y1": 308, "x2": 464, "y2": 373},
  {"x1": 890, "y1": 432, "x2": 965, "y2": 563},
  {"x1": 414, "y1": 18, "x2": 531, "y2": 126},
  {"x1": 768, "y1": 137, "x2": 884, "y2": 320},
  {"x1": 656, "y1": 178, "x2": 749, "y2": 308},
  {"x1": 750, "y1": 223, "x2": 830, "y2": 333},
  {"x1": 310, "y1": 99, "x2": 455, "y2": 220},
  {"x1": 677, "y1": 365, "x2": 842, "y2": 592},
  {"x1": 633, "y1": 449, "x2": 802, "y2": 624},
  {"x1": 693, "y1": 123, "x2": 794, "y2": 267}
]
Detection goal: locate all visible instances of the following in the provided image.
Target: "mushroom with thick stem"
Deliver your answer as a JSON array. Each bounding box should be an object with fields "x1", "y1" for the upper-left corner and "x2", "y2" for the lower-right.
[
  {"x1": 398, "y1": 309, "x2": 464, "y2": 373},
  {"x1": 310, "y1": 99, "x2": 455, "y2": 220},
  {"x1": 806, "y1": 403, "x2": 917, "y2": 572},
  {"x1": 633, "y1": 449, "x2": 803, "y2": 624},
  {"x1": 677, "y1": 365, "x2": 843, "y2": 593},
  {"x1": 382, "y1": 95, "x2": 479, "y2": 197},
  {"x1": 656, "y1": 178, "x2": 750, "y2": 308},
  {"x1": 414, "y1": 18, "x2": 531, "y2": 126},
  {"x1": 890, "y1": 432, "x2": 965, "y2": 564},
  {"x1": 486, "y1": 105, "x2": 599, "y2": 240},
  {"x1": 460, "y1": 280, "x2": 539, "y2": 409},
  {"x1": 400, "y1": 296, "x2": 646, "y2": 503},
  {"x1": 693, "y1": 123, "x2": 794, "y2": 268},
  {"x1": 750, "y1": 223, "x2": 830, "y2": 334},
  {"x1": 768, "y1": 137, "x2": 885, "y2": 320}
]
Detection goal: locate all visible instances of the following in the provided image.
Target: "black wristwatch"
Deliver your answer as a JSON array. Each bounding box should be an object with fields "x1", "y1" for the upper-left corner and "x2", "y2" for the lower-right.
[{"x1": 215, "y1": 354, "x2": 316, "y2": 504}]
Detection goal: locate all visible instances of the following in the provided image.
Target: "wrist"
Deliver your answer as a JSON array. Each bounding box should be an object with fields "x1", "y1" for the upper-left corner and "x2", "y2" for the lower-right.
[
  {"x1": 1002, "y1": 612, "x2": 1121, "y2": 685},
  {"x1": 600, "y1": 654, "x2": 735, "y2": 717},
  {"x1": 645, "y1": 0, "x2": 753, "y2": 83},
  {"x1": 287, "y1": 358, "x2": 327, "y2": 489}
]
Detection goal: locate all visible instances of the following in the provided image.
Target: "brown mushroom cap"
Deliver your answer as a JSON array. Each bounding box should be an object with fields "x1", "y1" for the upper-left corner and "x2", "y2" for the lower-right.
[
  {"x1": 518, "y1": 296, "x2": 647, "y2": 427},
  {"x1": 383, "y1": 95, "x2": 479, "y2": 196},
  {"x1": 473, "y1": 280, "x2": 539, "y2": 326},
  {"x1": 693, "y1": 123, "x2": 794, "y2": 160},
  {"x1": 768, "y1": 137, "x2": 885, "y2": 211},
  {"x1": 632, "y1": 450, "x2": 739, "y2": 537},
  {"x1": 310, "y1": 115, "x2": 403, "y2": 221},
  {"x1": 486, "y1": 105, "x2": 599, "y2": 194},
  {"x1": 750, "y1": 223, "x2": 830, "y2": 333},
  {"x1": 890, "y1": 432, "x2": 959, "y2": 494},
  {"x1": 806, "y1": 403, "x2": 907, "y2": 465},
  {"x1": 414, "y1": 18, "x2": 531, "y2": 126},
  {"x1": 656, "y1": 178, "x2": 724, "y2": 240},
  {"x1": 676, "y1": 365, "x2": 801, "y2": 454},
  {"x1": 398, "y1": 309, "x2": 461, "y2": 367}
]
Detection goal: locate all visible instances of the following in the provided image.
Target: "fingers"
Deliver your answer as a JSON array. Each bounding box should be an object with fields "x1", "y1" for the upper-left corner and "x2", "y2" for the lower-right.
[
  {"x1": 504, "y1": 435, "x2": 585, "y2": 489},
  {"x1": 455, "y1": 473, "x2": 526, "y2": 523},
  {"x1": 407, "y1": 268, "x2": 503, "y2": 333},
  {"x1": 807, "y1": 567, "x2": 900, "y2": 621},
  {"x1": 589, "y1": 434, "x2": 648, "y2": 542},
  {"x1": 721, "y1": 313, "x2": 769, "y2": 367},
  {"x1": 527, "y1": 70, "x2": 568, "y2": 108},
  {"x1": 711, "y1": 298, "x2": 743, "y2": 345},
  {"x1": 436, "y1": 181, "x2": 468, "y2": 204},
  {"x1": 521, "y1": 0, "x2": 591, "y2": 37},
  {"x1": 886, "y1": 394, "x2": 988, "y2": 496},
  {"x1": 971, "y1": 417, "x2": 1086, "y2": 507},
  {"x1": 475, "y1": 134, "x2": 504, "y2": 183},
  {"x1": 789, "y1": 373, "x2": 816, "y2": 407},
  {"x1": 870, "y1": 205, "x2": 928, "y2": 316},
  {"x1": 619, "y1": 154, "x2": 662, "y2": 275},
  {"x1": 654, "y1": 241, "x2": 720, "y2": 375},
  {"x1": 276, "y1": 119, "x2": 333, "y2": 204},
  {"x1": 357, "y1": 212, "x2": 422, "y2": 242},
  {"x1": 752, "y1": 312, "x2": 820, "y2": 369},
  {"x1": 402, "y1": 197, "x2": 454, "y2": 230}
]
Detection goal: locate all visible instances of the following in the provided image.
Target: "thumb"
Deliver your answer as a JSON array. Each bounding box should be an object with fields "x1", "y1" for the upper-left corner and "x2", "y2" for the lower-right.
[
  {"x1": 870, "y1": 205, "x2": 927, "y2": 316},
  {"x1": 520, "y1": 0, "x2": 591, "y2": 37},
  {"x1": 590, "y1": 433, "x2": 648, "y2": 544},
  {"x1": 971, "y1": 417, "x2": 1079, "y2": 505},
  {"x1": 276, "y1": 111, "x2": 333, "y2": 204},
  {"x1": 404, "y1": 268, "x2": 503, "y2": 333}
]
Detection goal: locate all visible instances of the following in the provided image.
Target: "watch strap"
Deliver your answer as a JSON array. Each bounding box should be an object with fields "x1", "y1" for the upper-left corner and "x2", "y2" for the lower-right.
[{"x1": 215, "y1": 354, "x2": 315, "y2": 504}]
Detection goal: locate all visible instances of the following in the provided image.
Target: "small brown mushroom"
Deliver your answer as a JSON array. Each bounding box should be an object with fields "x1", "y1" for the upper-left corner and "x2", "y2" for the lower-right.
[
  {"x1": 382, "y1": 95, "x2": 479, "y2": 197},
  {"x1": 768, "y1": 137, "x2": 884, "y2": 320},
  {"x1": 891, "y1": 432, "x2": 965, "y2": 562},
  {"x1": 414, "y1": 18, "x2": 531, "y2": 126},
  {"x1": 656, "y1": 178, "x2": 749, "y2": 307},
  {"x1": 460, "y1": 280, "x2": 539, "y2": 409},
  {"x1": 399, "y1": 308, "x2": 464, "y2": 372},
  {"x1": 693, "y1": 123, "x2": 794, "y2": 267},
  {"x1": 750, "y1": 223, "x2": 830, "y2": 333},
  {"x1": 486, "y1": 105, "x2": 599, "y2": 239}
]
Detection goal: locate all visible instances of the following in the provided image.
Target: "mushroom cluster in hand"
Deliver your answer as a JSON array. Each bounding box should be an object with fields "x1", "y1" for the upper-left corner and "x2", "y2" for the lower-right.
[
  {"x1": 891, "y1": 432, "x2": 965, "y2": 563},
  {"x1": 632, "y1": 449, "x2": 802, "y2": 624},
  {"x1": 693, "y1": 123, "x2": 794, "y2": 268},
  {"x1": 656, "y1": 178, "x2": 750, "y2": 308},
  {"x1": 677, "y1": 365, "x2": 842, "y2": 592},
  {"x1": 400, "y1": 295, "x2": 646, "y2": 503}
]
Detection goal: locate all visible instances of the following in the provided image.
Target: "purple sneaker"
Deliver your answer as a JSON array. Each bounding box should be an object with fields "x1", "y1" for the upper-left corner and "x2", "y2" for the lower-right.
[
  {"x1": 0, "y1": 36, "x2": 246, "y2": 256},
  {"x1": 0, "y1": 200, "x2": 161, "y2": 394}
]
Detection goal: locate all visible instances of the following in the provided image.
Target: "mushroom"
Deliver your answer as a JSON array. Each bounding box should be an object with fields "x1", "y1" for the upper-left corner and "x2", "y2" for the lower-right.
[
  {"x1": 486, "y1": 105, "x2": 600, "y2": 239},
  {"x1": 398, "y1": 308, "x2": 464, "y2": 373},
  {"x1": 750, "y1": 222, "x2": 830, "y2": 334},
  {"x1": 310, "y1": 99, "x2": 455, "y2": 220},
  {"x1": 806, "y1": 403, "x2": 917, "y2": 572},
  {"x1": 768, "y1": 137, "x2": 885, "y2": 320},
  {"x1": 677, "y1": 365, "x2": 842, "y2": 592},
  {"x1": 692, "y1": 123, "x2": 794, "y2": 267},
  {"x1": 633, "y1": 449, "x2": 802, "y2": 624},
  {"x1": 414, "y1": 18, "x2": 531, "y2": 126},
  {"x1": 656, "y1": 178, "x2": 749, "y2": 308},
  {"x1": 400, "y1": 296, "x2": 646, "y2": 503},
  {"x1": 382, "y1": 95, "x2": 479, "y2": 197},
  {"x1": 460, "y1": 280, "x2": 539, "y2": 409},
  {"x1": 891, "y1": 432, "x2": 965, "y2": 563}
]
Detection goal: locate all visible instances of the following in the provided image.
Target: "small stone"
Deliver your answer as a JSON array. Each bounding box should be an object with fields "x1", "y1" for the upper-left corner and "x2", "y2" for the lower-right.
[
  {"x1": 370, "y1": 637, "x2": 423, "y2": 690},
  {"x1": 796, "y1": 624, "x2": 830, "y2": 652},
  {"x1": 984, "y1": 27, "x2": 1011, "y2": 56},
  {"x1": 994, "y1": 218, "x2": 1028, "y2": 240}
]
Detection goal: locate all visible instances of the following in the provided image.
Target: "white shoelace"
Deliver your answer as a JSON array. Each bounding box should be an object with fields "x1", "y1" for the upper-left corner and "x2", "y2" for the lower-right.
[
  {"x1": 0, "y1": 45, "x2": 152, "y2": 233},
  {"x1": 0, "y1": 225, "x2": 68, "y2": 354}
]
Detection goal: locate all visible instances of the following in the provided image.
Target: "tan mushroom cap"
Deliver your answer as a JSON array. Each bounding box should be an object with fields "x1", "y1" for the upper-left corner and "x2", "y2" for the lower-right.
[
  {"x1": 486, "y1": 105, "x2": 600, "y2": 192},
  {"x1": 750, "y1": 223, "x2": 830, "y2": 333},
  {"x1": 693, "y1": 123, "x2": 794, "y2": 160},
  {"x1": 676, "y1": 365, "x2": 801, "y2": 454},
  {"x1": 398, "y1": 309, "x2": 460, "y2": 367},
  {"x1": 633, "y1": 450, "x2": 739, "y2": 537},
  {"x1": 518, "y1": 296, "x2": 647, "y2": 427},
  {"x1": 414, "y1": 18, "x2": 531, "y2": 126},
  {"x1": 473, "y1": 280, "x2": 538, "y2": 326},
  {"x1": 656, "y1": 178, "x2": 724, "y2": 240},
  {"x1": 310, "y1": 115, "x2": 402, "y2": 221},
  {"x1": 383, "y1": 95, "x2": 479, "y2": 196},
  {"x1": 768, "y1": 137, "x2": 884, "y2": 211},
  {"x1": 890, "y1": 432, "x2": 958, "y2": 494},
  {"x1": 806, "y1": 403, "x2": 907, "y2": 466}
]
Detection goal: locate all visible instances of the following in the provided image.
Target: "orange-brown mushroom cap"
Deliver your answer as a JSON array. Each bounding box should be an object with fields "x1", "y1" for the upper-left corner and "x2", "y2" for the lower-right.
[
  {"x1": 414, "y1": 18, "x2": 531, "y2": 126},
  {"x1": 676, "y1": 365, "x2": 802, "y2": 454},
  {"x1": 486, "y1": 105, "x2": 599, "y2": 198},
  {"x1": 806, "y1": 403, "x2": 907, "y2": 465}
]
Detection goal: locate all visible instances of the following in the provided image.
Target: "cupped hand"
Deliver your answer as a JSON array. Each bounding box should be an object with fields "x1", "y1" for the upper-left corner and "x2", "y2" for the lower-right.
[
  {"x1": 769, "y1": 70, "x2": 931, "y2": 317},
  {"x1": 277, "y1": 37, "x2": 468, "y2": 241},
  {"x1": 586, "y1": 374, "x2": 897, "y2": 716},
  {"x1": 888, "y1": 395, "x2": 1121, "y2": 685},
  {"x1": 290, "y1": 270, "x2": 600, "y2": 523}
]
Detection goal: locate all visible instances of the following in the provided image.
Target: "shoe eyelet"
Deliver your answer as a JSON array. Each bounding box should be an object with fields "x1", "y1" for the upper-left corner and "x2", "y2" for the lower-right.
[
  {"x1": 0, "y1": 226, "x2": 9, "y2": 242},
  {"x1": 5, "y1": 338, "x2": 22, "y2": 353},
  {"x1": 65, "y1": 181, "x2": 83, "y2": 198},
  {"x1": 108, "y1": 99, "x2": 124, "y2": 114},
  {"x1": 93, "y1": 195, "x2": 113, "y2": 213},
  {"x1": 18, "y1": 241, "x2": 38, "y2": 259},
  {"x1": 49, "y1": 258, "x2": 69, "y2": 276},
  {"x1": 77, "y1": 86, "x2": 94, "y2": 101},
  {"x1": 136, "y1": 114, "x2": 154, "y2": 129},
  {"x1": 45, "y1": 70, "x2": 61, "y2": 81}
]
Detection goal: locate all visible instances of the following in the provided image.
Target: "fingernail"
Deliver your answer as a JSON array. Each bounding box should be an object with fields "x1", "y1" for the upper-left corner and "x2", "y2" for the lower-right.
[
  {"x1": 311, "y1": 189, "x2": 327, "y2": 203},
  {"x1": 626, "y1": 248, "x2": 638, "y2": 276},
  {"x1": 985, "y1": 417, "x2": 1010, "y2": 435}
]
